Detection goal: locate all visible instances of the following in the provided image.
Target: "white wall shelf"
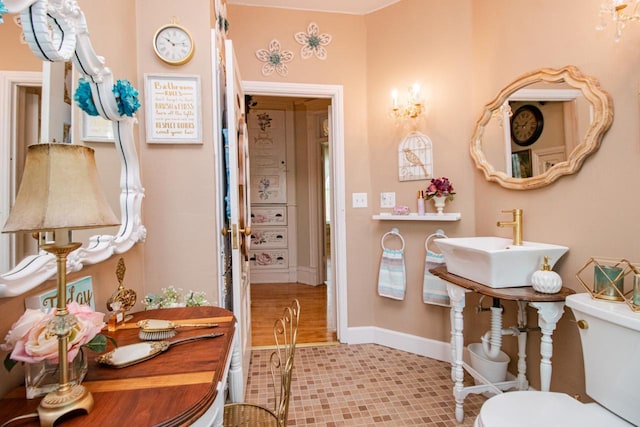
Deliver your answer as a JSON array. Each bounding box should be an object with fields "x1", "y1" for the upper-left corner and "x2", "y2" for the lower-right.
[{"x1": 372, "y1": 213, "x2": 461, "y2": 221}]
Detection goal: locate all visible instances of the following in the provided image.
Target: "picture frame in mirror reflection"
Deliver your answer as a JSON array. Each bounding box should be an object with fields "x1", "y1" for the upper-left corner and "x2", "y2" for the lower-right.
[
  {"x1": 511, "y1": 149, "x2": 532, "y2": 178},
  {"x1": 81, "y1": 113, "x2": 115, "y2": 143}
]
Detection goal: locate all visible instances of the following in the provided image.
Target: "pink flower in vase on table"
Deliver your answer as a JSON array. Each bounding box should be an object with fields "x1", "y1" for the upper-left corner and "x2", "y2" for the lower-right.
[{"x1": 2, "y1": 302, "x2": 108, "y2": 371}]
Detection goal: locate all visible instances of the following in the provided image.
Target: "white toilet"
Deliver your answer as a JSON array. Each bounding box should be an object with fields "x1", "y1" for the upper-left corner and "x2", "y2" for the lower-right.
[{"x1": 475, "y1": 292, "x2": 640, "y2": 427}]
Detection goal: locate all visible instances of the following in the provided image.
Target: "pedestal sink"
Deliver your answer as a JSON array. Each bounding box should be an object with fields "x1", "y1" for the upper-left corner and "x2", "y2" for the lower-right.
[{"x1": 434, "y1": 237, "x2": 569, "y2": 288}]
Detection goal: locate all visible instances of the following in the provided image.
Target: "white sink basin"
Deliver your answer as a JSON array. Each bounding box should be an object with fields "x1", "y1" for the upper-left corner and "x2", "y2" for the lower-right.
[{"x1": 434, "y1": 237, "x2": 569, "y2": 288}]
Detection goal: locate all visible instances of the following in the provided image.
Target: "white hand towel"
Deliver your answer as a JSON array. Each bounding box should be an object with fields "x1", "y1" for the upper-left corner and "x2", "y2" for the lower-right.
[
  {"x1": 377, "y1": 229, "x2": 406, "y2": 300},
  {"x1": 423, "y1": 232, "x2": 450, "y2": 306},
  {"x1": 378, "y1": 248, "x2": 406, "y2": 300}
]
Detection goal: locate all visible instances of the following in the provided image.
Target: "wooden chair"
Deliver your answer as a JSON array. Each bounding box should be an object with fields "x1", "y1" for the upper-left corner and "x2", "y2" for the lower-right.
[{"x1": 224, "y1": 299, "x2": 300, "y2": 427}]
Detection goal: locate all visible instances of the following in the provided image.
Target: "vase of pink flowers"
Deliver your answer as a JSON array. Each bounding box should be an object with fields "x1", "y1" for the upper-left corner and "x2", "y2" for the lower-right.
[
  {"x1": 425, "y1": 177, "x2": 455, "y2": 214},
  {"x1": 1, "y1": 302, "x2": 112, "y2": 399}
]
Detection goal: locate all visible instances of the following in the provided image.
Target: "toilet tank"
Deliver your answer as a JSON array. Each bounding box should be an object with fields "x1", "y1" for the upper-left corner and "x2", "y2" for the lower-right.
[{"x1": 566, "y1": 293, "x2": 640, "y2": 426}]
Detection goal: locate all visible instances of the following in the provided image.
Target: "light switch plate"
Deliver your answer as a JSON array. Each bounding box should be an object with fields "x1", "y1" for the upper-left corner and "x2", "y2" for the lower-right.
[
  {"x1": 380, "y1": 192, "x2": 396, "y2": 208},
  {"x1": 352, "y1": 192, "x2": 368, "y2": 208}
]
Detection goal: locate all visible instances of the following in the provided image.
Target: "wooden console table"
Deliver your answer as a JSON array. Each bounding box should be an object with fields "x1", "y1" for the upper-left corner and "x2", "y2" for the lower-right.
[
  {"x1": 0, "y1": 306, "x2": 236, "y2": 427},
  {"x1": 431, "y1": 266, "x2": 574, "y2": 423}
]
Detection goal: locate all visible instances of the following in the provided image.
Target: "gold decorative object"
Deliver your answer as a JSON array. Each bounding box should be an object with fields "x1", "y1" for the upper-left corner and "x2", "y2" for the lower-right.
[
  {"x1": 597, "y1": 1, "x2": 640, "y2": 42},
  {"x1": 391, "y1": 83, "x2": 424, "y2": 120},
  {"x1": 2, "y1": 144, "x2": 119, "y2": 426},
  {"x1": 576, "y1": 257, "x2": 640, "y2": 312},
  {"x1": 96, "y1": 333, "x2": 224, "y2": 368},
  {"x1": 106, "y1": 257, "x2": 137, "y2": 321}
]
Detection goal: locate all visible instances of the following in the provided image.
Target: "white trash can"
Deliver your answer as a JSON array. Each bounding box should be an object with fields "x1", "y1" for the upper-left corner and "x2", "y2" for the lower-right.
[{"x1": 468, "y1": 342, "x2": 509, "y2": 384}]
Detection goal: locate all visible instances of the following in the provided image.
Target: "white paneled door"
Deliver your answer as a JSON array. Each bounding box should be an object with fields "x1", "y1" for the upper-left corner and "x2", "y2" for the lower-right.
[{"x1": 224, "y1": 39, "x2": 252, "y2": 400}]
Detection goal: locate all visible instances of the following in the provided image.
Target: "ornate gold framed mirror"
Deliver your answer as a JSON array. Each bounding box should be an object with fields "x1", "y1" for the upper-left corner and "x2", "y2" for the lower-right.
[{"x1": 470, "y1": 66, "x2": 613, "y2": 190}]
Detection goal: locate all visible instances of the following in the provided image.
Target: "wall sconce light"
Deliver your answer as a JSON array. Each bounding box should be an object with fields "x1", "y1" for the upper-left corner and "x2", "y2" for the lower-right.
[
  {"x1": 597, "y1": 0, "x2": 640, "y2": 41},
  {"x1": 390, "y1": 83, "x2": 424, "y2": 120}
]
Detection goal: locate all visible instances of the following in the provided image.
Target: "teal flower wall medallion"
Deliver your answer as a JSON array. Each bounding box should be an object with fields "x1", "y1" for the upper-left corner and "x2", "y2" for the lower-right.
[
  {"x1": 295, "y1": 22, "x2": 332, "y2": 60},
  {"x1": 0, "y1": 1, "x2": 8, "y2": 24},
  {"x1": 256, "y1": 39, "x2": 294, "y2": 77}
]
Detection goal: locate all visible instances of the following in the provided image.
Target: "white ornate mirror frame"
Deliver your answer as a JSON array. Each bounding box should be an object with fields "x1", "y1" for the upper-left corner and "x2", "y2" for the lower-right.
[
  {"x1": 0, "y1": 0, "x2": 145, "y2": 297},
  {"x1": 470, "y1": 65, "x2": 613, "y2": 190}
]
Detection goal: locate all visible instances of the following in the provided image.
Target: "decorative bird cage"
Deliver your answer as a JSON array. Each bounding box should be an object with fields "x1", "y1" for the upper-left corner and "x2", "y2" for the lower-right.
[{"x1": 398, "y1": 131, "x2": 433, "y2": 181}]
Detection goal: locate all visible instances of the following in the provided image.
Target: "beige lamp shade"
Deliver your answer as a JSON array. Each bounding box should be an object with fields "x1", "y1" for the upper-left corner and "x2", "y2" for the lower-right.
[{"x1": 2, "y1": 143, "x2": 120, "y2": 233}]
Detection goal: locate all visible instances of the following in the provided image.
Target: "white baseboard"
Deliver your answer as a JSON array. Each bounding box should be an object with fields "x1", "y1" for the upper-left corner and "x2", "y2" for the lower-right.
[
  {"x1": 342, "y1": 326, "x2": 451, "y2": 363},
  {"x1": 296, "y1": 266, "x2": 319, "y2": 285}
]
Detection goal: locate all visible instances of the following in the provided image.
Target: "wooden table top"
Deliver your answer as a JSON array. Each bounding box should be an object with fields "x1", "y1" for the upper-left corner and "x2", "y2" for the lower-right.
[
  {"x1": 0, "y1": 306, "x2": 236, "y2": 426},
  {"x1": 431, "y1": 266, "x2": 575, "y2": 302}
]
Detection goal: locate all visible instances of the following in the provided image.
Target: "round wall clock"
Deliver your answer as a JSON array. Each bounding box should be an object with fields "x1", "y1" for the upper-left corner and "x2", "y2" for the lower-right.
[
  {"x1": 153, "y1": 23, "x2": 195, "y2": 65},
  {"x1": 510, "y1": 104, "x2": 544, "y2": 146}
]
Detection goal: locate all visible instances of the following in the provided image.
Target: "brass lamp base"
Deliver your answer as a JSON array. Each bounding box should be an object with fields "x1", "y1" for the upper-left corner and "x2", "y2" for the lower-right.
[{"x1": 37, "y1": 384, "x2": 94, "y2": 427}]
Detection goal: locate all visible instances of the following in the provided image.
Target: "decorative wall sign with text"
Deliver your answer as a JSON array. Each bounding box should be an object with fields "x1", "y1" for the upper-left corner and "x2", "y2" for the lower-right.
[
  {"x1": 144, "y1": 74, "x2": 202, "y2": 143},
  {"x1": 25, "y1": 276, "x2": 95, "y2": 311}
]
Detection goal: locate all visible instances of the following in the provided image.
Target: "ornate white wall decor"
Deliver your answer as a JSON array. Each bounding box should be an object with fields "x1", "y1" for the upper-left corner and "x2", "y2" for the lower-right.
[
  {"x1": 255, "y1": 39, "x2": 293, "y2": 76},
  {"x1": 294, "y1": 22, "x2": 332, "y2": 60},
  {"x1": 398, "y1": 131, "x2": 433, "y2": 182},
  {"x1": 0, "y1": 0, "x2": 146, "y2": 297}
]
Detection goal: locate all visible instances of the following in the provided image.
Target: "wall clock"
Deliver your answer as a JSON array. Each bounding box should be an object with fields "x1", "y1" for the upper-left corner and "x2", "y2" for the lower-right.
[
  {"x1": 153, "y1": 22, "x2": 195, "y2": 65},
  {"x1": 510, "y1": 104, "x2": 544, "y2": 147}
]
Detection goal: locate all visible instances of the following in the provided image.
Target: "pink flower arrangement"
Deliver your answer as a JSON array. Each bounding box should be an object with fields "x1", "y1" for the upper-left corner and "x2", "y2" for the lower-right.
[
  {"x1": 425, "y1": 177, "x2": 456, "y2": 201},
  {"x1": 2, "y1": 302, "x2": 109, "y2": 371}
]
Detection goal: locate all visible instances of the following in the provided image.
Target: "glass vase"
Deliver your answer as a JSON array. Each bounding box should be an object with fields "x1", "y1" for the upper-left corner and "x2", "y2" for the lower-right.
[{"x1": 24, "y1": 349, "x2": 88, "y2": 399}]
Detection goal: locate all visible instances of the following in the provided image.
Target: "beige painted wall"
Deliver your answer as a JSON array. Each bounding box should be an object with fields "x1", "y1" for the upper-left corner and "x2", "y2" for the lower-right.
[
  {"x1": 227, "y1": 5, "x2": 374, "y2": 326},
  {"x1": 134, "y1": 0, "x2": 219, "y2": 299},
  {"x1": 0, "y1": 16, "x2": 41, "y2": 71},
  {"x1": 2, "y1": 0, "x2": 639, "y2": 405},
  {"x1": 469, "y1": 0, "x2": 640, "y2": 396}
]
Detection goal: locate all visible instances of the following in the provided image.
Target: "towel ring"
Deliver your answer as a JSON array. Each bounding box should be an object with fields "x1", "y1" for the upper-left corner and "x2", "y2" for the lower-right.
[
  {"x1": 425, "y1": 229, "x2": 447, "y2": 253},
  {"x1": 381, "y1": 228, "x2": 405, "y2": 251}
]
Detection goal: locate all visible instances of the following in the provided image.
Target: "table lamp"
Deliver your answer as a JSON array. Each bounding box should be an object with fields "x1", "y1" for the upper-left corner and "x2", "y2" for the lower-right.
[{"x1": 2, "y1": 143, "x2": 119, "y2": 426}]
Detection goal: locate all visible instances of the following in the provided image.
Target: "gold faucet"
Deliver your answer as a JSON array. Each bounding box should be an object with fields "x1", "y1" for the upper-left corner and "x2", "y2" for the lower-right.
[{"x1": 497, "y1": 209, "x2": 523, "y2": 246}]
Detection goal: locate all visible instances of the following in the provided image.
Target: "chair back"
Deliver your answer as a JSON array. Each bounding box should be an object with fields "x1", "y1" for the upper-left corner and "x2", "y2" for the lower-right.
[{"x1": 270, "y1": 299, "x2": 300, "y2": 427}]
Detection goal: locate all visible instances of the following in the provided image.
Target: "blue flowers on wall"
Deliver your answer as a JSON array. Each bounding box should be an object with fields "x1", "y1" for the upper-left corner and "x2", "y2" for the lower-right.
[
  {"x1": 74, "y1": 78, "x2": 141, "y2": 118},
  {"x1": 294, "y1": 22, "x2": 332, "y2": 60},
  {"x1": 255, "y1": 22, "x2": 333, "y2": 77},
  {"x1": 0, "y1": 1, "x2": 8, "y2": 24},
  {"x1": 255, "y1": 39, "x2": 294, "y2": 77}
]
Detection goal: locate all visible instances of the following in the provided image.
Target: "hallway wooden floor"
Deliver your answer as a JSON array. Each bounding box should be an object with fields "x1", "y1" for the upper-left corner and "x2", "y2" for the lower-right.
[{"x1": 250, "y1": 282, "x2": 337, "y2": 347}]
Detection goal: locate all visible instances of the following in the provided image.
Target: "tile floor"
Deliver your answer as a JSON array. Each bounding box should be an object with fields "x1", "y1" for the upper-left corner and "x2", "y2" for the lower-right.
[{"x1": 246, "y1": 343, "x2": 487, "y2": 426}]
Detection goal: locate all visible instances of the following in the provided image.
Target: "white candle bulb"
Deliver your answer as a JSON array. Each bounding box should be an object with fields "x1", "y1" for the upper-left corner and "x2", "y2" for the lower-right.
[
  {"x1": 391, "y1": 89, "x2": 398, "y2": 109},
  {"x1": 412, "y1": 83, "x2": 420, "y2": 99}
]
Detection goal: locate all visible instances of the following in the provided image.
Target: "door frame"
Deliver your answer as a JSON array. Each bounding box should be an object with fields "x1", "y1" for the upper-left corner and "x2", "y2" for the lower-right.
[
  {"x1": 0, "y1": 71, "x2": 42, "y2": 274},
  {"x1": 242, "y1": 81, "x2": 347, "y2": 341}
]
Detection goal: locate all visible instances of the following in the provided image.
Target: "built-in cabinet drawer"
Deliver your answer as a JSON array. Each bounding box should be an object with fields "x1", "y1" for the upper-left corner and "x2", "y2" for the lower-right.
[
  {"x1": 250, "y1": 227, "x2": 288, "y2": 249},
  {"x1": 249, "y1": 249, "x2": 289, "y2": 269},
  {"x1": 250, "y1": 205, "x2": 289, "y2": 271},
  {"x1": 251, "y1": 205, "x2": 287, "y2": 226}
]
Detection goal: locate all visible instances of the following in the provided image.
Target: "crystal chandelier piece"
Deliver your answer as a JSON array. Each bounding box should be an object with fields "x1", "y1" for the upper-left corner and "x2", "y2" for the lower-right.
[{"x1": 597, "y1": 0, "x2": 640, "y2": 42}]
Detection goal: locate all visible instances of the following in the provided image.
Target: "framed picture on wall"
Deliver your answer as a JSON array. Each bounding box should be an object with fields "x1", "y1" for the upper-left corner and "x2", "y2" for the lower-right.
[{"x1": 144, "y1": 74, "x2": 202, "y2": 144}]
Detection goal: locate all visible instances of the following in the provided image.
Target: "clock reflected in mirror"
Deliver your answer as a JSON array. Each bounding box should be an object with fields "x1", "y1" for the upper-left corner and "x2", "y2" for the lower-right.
[{"x1": 510, "y1": 104, "x2": 544, "y2": 147}]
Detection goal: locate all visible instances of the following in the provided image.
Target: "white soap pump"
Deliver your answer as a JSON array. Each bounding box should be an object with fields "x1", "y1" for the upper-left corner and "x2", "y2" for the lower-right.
[{"x1": 531, "y1": 256, "x2": 562, "y2": 294}]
